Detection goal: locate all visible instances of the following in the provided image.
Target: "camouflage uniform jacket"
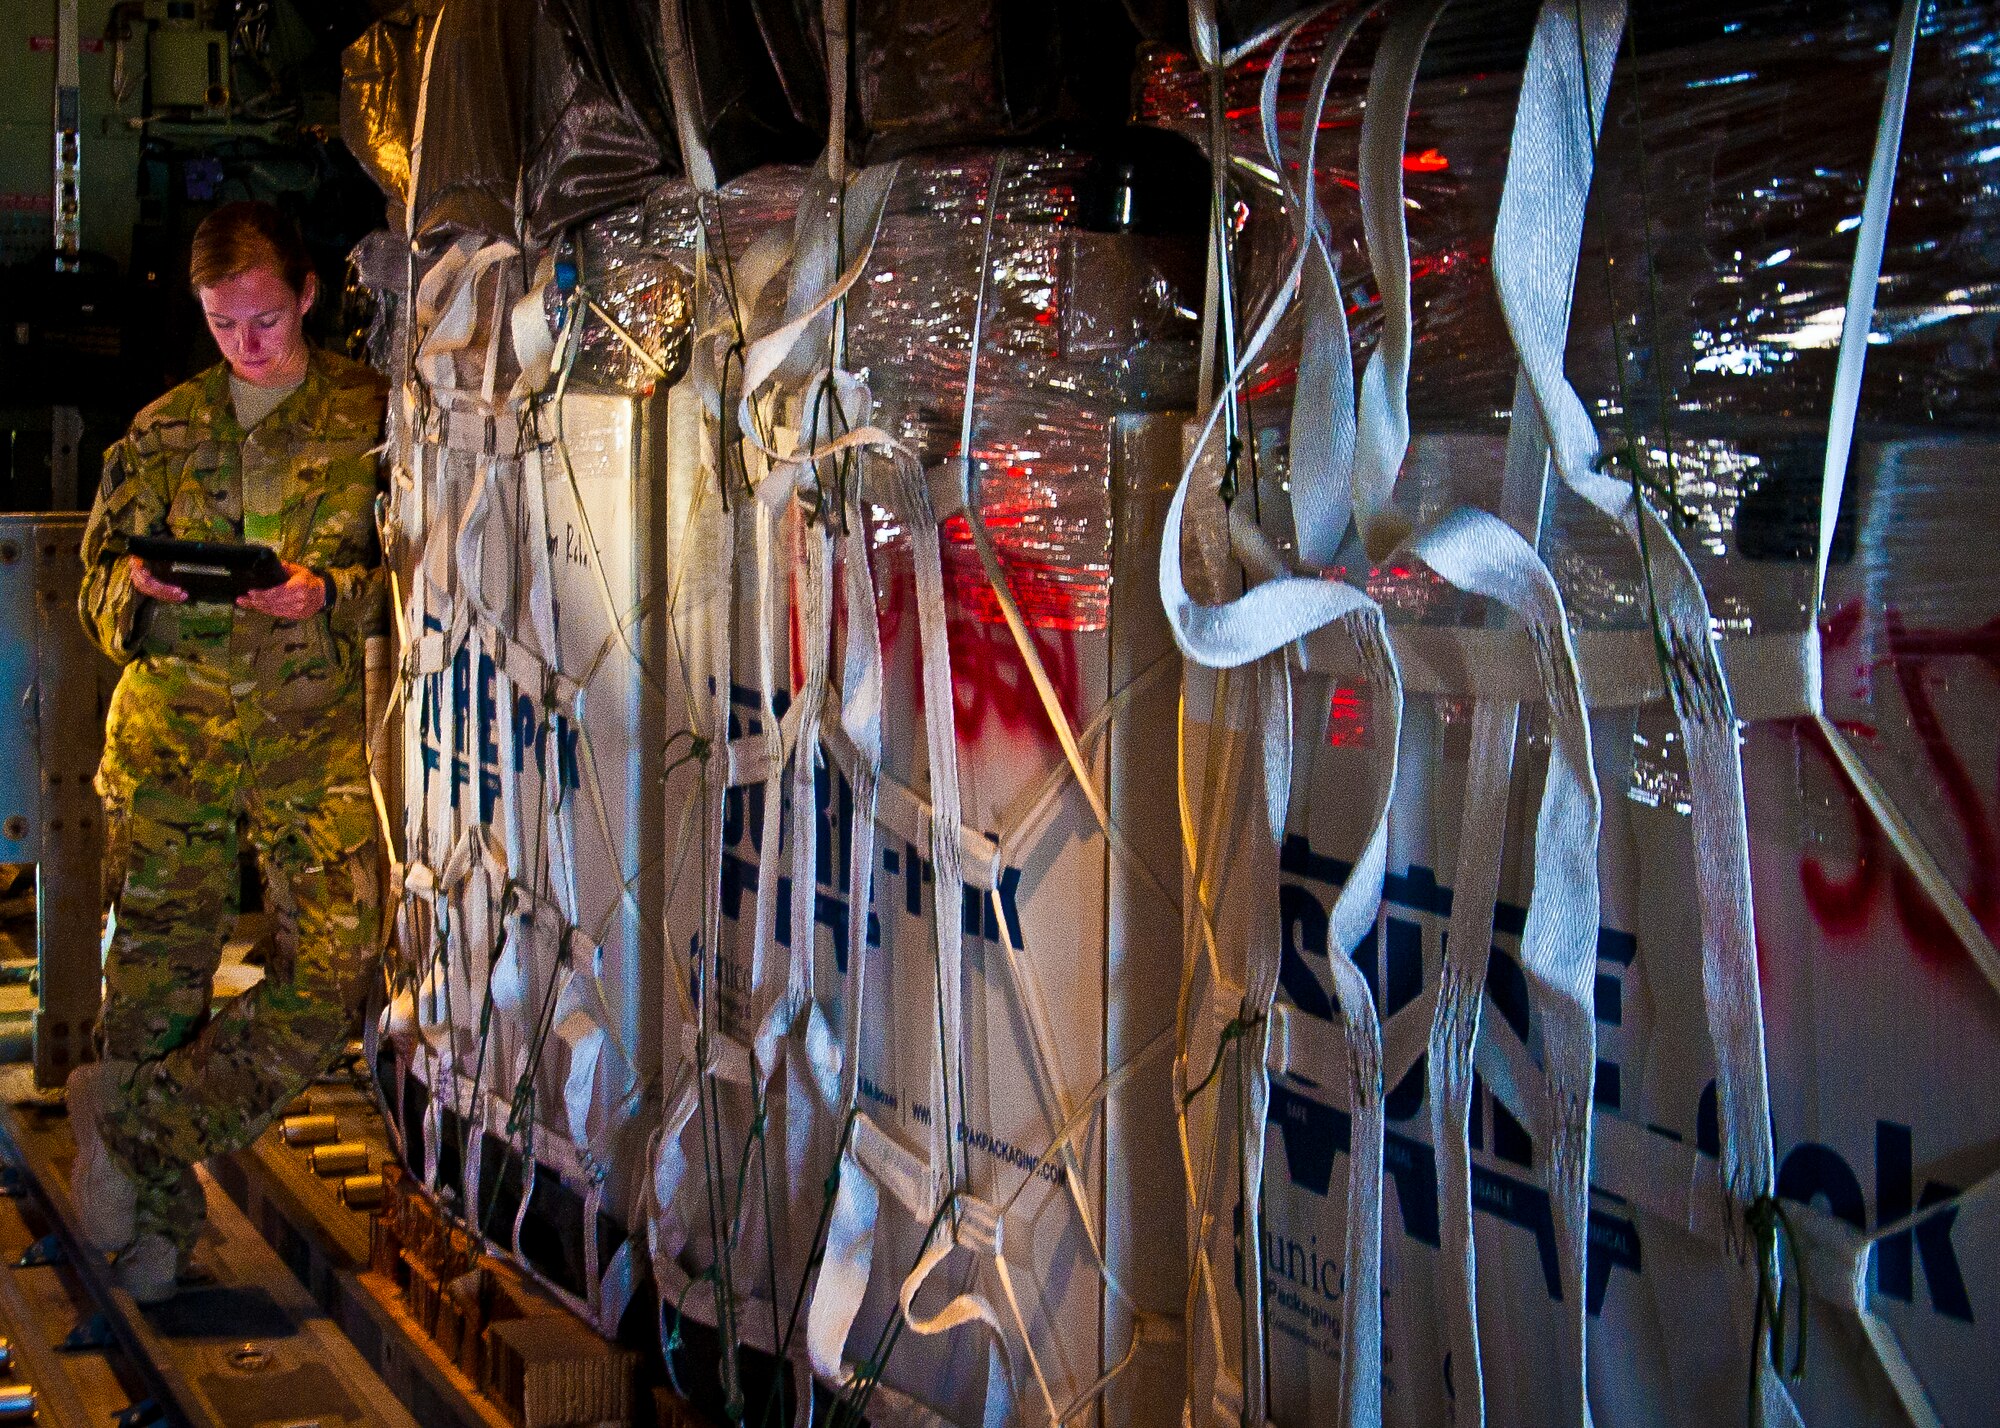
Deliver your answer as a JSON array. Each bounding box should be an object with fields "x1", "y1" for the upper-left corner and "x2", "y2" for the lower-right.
[{"x1": 78, "y1": 349, "x2": 387, "y2": 792}]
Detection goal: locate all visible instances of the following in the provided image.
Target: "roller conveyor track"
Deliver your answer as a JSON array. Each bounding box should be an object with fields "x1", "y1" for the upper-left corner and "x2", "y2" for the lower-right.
[{"x1": 0, "y1": 1063, "x2": 423, "y2": 1428}]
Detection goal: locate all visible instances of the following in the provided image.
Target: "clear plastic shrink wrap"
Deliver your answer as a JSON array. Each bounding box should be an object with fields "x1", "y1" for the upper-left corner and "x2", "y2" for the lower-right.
[
  {"x1": 1140, "y1": 1, "x2": 2000, "y2": 625},
  {"x1": 1141, "y1": 3, "x2": 2000, "y2": 1427}
]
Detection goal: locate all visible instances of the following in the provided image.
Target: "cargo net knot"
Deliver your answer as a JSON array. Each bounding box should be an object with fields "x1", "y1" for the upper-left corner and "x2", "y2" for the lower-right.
[
  {"x1": 1183, "y1": 1011, "x2": 1265, "y2": 1108},
  {"x1": 1745, "y1": 1192, "x2": 1809, "y2": 1427}
]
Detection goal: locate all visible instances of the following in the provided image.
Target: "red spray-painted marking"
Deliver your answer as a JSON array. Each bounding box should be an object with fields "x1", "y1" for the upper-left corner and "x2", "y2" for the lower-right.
[
  {"x1": 869, "y1": 557, "x2": 1084, "y2": 752},
  {"x1": 1327, "y1": 685, "x2": 1370, "y2": 748},
  {"x1": 1795, "y1": 604, "x2": 2000, "y2": 970},
  {"x1": 1795, "y1": 716, "x2": 1886, "y2": 940}
]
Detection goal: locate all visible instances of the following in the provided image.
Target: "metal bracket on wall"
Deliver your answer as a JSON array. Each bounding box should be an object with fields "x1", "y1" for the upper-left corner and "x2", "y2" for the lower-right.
[{"x1": 0, "y1": 515, "x2": 113, "y2": 1088}]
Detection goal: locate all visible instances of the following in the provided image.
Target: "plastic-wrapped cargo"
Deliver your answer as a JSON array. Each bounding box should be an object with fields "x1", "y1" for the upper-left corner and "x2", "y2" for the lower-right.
[
  {"x1": 346, "y1": 0, "x2": 2000, "y2": 1423},
  {"x1": 378, "y1": 243, "x2": 670, "y2": 1338},
  {"x1": 342, "y1": 0, "x2": 677, "y2": 246},
  {"x1": 367, "y1": 127, "x2": 1208, "y2": 1424},
  {"x1": 640, "y1": 147, "x2": 1203, "y2": 1428},
  {"x1": 1149, "y1": 2, "x2": 2000, "y2": 1427}
]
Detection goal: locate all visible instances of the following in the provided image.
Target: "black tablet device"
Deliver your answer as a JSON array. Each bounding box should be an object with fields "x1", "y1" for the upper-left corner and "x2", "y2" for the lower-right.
[{"x1": 127, "y1": 535, "x2": 288, "y2": 604}]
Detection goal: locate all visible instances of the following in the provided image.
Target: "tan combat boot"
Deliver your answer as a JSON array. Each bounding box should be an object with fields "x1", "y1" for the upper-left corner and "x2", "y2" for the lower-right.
[
  {"x1": 113, "y1": 1233, "x2": 178, "y2": 1304},
  {"x1": 66, "y1": 1060, "x2": 138, "y2": 1254}
]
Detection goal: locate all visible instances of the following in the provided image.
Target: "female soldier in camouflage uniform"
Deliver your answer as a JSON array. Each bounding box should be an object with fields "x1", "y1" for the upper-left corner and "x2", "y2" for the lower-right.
[{"x1": 71, "y1": 202, "x2": 385, "y2": 1300}]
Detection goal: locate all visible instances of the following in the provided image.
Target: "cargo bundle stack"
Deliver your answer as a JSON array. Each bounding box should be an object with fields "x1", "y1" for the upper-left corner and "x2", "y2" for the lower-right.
[{"x1": 340, "y1": 2, "x2": 2000, "y2": 1425}]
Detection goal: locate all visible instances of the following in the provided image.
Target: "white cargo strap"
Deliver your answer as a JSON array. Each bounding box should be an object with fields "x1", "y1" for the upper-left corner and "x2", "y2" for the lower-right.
[
  {"x1": 407, "y1": 242, "x2": 519, "y2": 914},
  {"x1": 414, "y1": 237, "x2": 518, "y2": 417},
  {"x1": 807, "y1": 1113, "x2": 903, "y2": 1388},
  {"x1": 1494, "y1": 8, "x2": 1811, "y2": 1425},
  {"x1": 896, "y1": 1194, "x2": 1029, "y2": 1428},
  {"x1": 1291, "y1": 620, "x2": 1814, "y2": 717},
  {"x1": 1496, "y1": 0, "x2": 1780, "y2": 1229},
  {"x1": 745, "y1": 493, "x2": 792, "y2": 1086},
  {"x1": 1590, "y1": 1104, "x2": 2000, "y2": 1428},
  {"x1": 888, "y1": 450, "x2": 972, "y2": 1215},
  {"x1": 1167, "y1": 9, "x2": 1416, "y2": 1416},
  {"x1": 747, "y1": 376, "x2": 871, "y2": 1092},
  {"x1": 1417, "y1": 511, "x2": 1602, "y2": 1428},
  {"x1": 1187, "y1": 0, "x2": 1309, "y2": 71},
  {"x1": 852, "y1": 1023, "x2": 1179, "y2": 1426},
  {"x1": 820, "y1": 725, "x2": 1002, "y2": 898},
  {"x1": 1345, "y1": 6, "x2": 1600, "y2": 1418},
  {"x1": 1797, "y1": 1165, "x2": 1998, "y2": 1428},
  {"x1": 1259, "y1": 620, "x2": 1401, "y2": 1428},
  {"x1": 1259, "y1": 3, "x2": 1373, "y2": 569},
  {"x1": 733, "y1": 170, "x2": 900, "y2": 476},
  {"x1": 814, "y1": 1059, "x2": 1145, "y2": 1424},
  {"x1": 657, "y1": 0, "x2": 717, "y2": 197},
  {"x1": 1349, "y1": 0, "x2": 1451, "y2": 561},
  {"x1": 822, "y1": 0, "x2": 850, "y2": 188},
  {"x1": 835, "y1": 500, "x2": 884, "y2": 1106},
  {"x1": 784, "y1": 520, "x2": 834, "y2": 1049},
  {"x1": 1419, "y1": 678, "x2": 1521, "y2": 1428},
  {"x1": 548, "y1": 960, "x2": 641, "y2": 1331}
]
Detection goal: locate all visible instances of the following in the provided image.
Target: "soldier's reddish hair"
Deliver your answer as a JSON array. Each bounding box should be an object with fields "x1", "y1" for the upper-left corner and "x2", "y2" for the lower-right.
[{"x1": 188, "y1": 201, "x2": 314, "y2": 298}]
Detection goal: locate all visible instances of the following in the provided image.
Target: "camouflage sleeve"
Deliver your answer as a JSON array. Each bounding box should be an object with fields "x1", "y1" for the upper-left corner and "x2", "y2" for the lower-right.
[
  {"x1": 299, "y1": 425, "x2": 386, "y2": 641},
  {"x1": 77, "y1": 437, "x2": 168, "y2": 665}
]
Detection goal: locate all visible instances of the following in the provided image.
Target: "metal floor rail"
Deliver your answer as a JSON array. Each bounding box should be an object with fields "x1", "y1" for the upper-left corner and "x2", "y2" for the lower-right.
[{"x1": 0, "y1": 1063, "x2": 424, "y2": 1428}]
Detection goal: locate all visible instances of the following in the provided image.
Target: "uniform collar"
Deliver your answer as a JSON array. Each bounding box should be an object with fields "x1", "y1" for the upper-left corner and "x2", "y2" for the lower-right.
[{"x1": 206, "y1": 346, "x2": 329, "y2": 438}]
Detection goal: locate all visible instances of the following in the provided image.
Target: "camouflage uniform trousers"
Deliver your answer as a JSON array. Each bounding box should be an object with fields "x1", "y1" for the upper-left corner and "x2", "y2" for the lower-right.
[{"x1": 96, "y1": 654, "x2": 381, "y2": 1252}]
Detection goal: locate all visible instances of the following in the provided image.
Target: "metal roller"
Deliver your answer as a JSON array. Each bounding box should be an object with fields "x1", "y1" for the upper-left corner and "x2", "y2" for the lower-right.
[
  {"x1": 280, "y1": 1114, "x2": 339, "y2": 1147},
  {"x1": 339, "y1": 1173, "x2": 386, "y2": 1211},
  {"x1": 0, "y1": 1382, "x2": 35, "y2": 1420},
  {"x1": 310, "y1": 1143, "x2": 369, "y2": 1177}
]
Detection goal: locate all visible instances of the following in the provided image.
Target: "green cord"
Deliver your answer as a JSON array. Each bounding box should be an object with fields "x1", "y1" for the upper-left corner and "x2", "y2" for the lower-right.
[
  {"x1": 1745, "y1": 1194, "x2": 1809, "y2": 1427},
  {"x1": 1184, "y1": 1013, "x2": 1263, "y2": 1107}
]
